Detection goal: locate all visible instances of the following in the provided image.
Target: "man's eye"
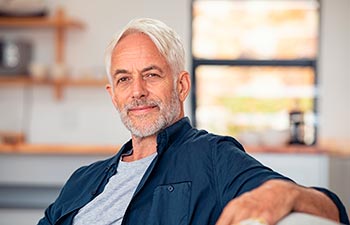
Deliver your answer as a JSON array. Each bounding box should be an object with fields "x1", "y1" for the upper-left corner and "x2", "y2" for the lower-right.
[
  {"x1": 117, "y1": 77, "x2": 129, "y2": 84},
  {"x1": 145, "y1": 73, "x2": 160, "y2": 78}
]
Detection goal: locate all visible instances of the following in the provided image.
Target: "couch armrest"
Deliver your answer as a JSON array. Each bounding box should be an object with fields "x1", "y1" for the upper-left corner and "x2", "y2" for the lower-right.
[{"x1": 278, "y1": 212, "x2": 343, "y2": 225}]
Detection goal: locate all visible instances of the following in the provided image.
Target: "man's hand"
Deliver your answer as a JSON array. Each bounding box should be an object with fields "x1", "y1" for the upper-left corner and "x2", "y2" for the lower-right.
[{"x1": 215, "y1": 180, "x2": 339, "y2": 225}]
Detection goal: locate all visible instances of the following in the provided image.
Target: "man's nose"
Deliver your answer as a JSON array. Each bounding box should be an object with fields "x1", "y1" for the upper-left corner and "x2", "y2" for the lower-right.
[{"x1": 131, "y1": 77, "x2": 148, "y2": 99}]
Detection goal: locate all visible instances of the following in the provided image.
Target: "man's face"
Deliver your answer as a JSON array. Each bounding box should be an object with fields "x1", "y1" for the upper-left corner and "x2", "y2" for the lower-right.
[{"x1": 107, "y1": 33, "x2": 182, "y2": 138}]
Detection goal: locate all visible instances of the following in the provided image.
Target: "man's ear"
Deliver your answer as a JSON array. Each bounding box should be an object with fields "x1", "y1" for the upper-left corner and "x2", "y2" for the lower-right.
[
  {"x1": 177, "y1": 71, "x2": 191, "y2": 102},
  {"x1": 106, "y1": 84, "x2": 113, "y2": 97},
  {"x1": 106, "y1": 84, "x2": 118, "y2": 107}
]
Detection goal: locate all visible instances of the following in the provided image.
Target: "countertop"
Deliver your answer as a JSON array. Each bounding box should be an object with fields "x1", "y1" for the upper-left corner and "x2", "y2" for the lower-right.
[{"x1": 0, "y1": 137, "x2": 348, "y2": 156}]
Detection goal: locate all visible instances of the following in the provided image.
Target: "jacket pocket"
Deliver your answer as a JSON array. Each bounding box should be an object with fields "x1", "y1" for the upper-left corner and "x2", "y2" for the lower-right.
[{"x1": 147, "y1": 182, "x2": 191, "y2": 225}]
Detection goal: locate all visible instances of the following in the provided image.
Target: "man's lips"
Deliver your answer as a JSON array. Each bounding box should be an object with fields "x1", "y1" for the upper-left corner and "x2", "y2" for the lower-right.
[{"x1": 128, "y1": 105, "x2": 158, "y2": 114}]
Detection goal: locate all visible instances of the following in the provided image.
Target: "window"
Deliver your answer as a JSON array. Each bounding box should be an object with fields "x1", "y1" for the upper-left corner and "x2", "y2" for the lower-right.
[{"x1": 191, "y1": 0, "x2": 319, "y2": 146}]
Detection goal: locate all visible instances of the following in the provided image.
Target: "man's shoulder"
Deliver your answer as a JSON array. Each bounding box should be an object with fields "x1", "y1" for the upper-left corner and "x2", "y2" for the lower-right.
[{"x1": 182, "y1": 127, "x2": 245, "y2": 152}]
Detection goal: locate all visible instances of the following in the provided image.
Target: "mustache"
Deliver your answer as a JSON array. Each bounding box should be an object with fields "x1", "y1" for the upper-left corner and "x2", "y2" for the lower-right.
[{"x1": 124, "y1": 99, "x2": 160, "y2": 111}]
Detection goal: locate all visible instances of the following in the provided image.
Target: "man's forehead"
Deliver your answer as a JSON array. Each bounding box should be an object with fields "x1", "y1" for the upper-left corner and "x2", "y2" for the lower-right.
[
  {"x1": 110, "y1": 33, "x2": 173, "y2": 76},
  {"x1": 114, "y1": 33, "x2": 156, "y2": 53}
]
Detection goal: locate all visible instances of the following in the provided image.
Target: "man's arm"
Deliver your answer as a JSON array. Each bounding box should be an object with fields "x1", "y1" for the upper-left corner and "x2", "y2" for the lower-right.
[{"x1": 215, "y1": 179, "x2": 341, "y2": 225}]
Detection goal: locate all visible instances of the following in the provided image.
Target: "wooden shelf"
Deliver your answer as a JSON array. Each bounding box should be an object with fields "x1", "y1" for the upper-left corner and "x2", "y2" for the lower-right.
[
  {"x1": 245, "y1": 144, "x2": 325, "y2": 154},
  {"x1": 0, "y1": 14, "x2": 84, "y2": 29},
  {"x1": 0, "y1": 8, "x2": 84, "y2": 64},
  {"x1": 0, "y1": 76, "x2": 107, "y2": 85},
  {"x1": 0, "y1": 8, "x2": 91, "y2": 100},
  {"x1": 0, "y1": 143, "x2": 118, "y2": 155},
  {"x1": 0, "y1": 140, "x2": 348, "y2": 156},
  {"x1": 0, "y1": 142, "x2": 325, "y2": 155},
  {"x1": 0, "y1": 76, "x2": 108, "y2": 99}
]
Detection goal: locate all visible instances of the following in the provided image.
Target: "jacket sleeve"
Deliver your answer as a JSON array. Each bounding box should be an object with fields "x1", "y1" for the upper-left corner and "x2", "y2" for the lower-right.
[
  {"x1": 37, "y1": 204, "x2": 55, "y2": 225},
  {"x1": 213, "y1": 137, "x2": 349, "y2": 225},
  {"x1": 213, "y1": 136, "x2": 291, "y2": 207},
  {"x1": 313, "y1": 187, "x2": 350, "y2": 225}
]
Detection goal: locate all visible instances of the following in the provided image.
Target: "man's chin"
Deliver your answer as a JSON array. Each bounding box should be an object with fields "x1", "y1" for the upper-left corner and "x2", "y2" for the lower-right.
[
  {"x1": 128, "y1": 125, "x2": 160, "y2": 138},
  {"x1": 124, "y1": 117, "x2": 164, "y2": 138}
]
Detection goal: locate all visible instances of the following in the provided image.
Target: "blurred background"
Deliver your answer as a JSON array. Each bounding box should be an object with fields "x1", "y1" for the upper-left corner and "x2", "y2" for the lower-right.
[{"x1": 0, "y1": 0, "x2": 349, "y2": 224}]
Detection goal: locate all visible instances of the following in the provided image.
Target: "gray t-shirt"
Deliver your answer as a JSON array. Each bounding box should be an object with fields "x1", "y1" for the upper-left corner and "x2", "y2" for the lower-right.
[{"x1": 73, "y1": 152, "x2": 157, "y2": 225}]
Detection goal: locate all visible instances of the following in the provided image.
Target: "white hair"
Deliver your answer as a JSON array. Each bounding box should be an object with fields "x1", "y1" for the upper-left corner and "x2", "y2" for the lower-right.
[{"x1": 104, "y1": 18, "x2": 186, "y2": 85}]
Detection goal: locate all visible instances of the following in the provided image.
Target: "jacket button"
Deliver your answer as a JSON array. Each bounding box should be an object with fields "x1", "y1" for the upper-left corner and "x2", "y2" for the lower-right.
[{"x1": 167, "y1": 185, "x2": 174, "y2": 192}]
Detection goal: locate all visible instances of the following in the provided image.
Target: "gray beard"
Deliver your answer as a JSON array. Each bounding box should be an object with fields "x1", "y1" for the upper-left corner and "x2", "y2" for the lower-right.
[{"x1": 118, "y1": 90, "x2": 181, "y2": 138}]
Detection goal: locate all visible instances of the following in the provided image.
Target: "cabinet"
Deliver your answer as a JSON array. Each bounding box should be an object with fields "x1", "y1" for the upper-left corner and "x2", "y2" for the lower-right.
[{"x1": 0, "y1": 8, "x2": 107, "y2": 99}]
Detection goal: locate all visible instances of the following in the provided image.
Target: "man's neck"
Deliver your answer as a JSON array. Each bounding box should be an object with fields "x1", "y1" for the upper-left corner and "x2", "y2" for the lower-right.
[{"x1": 122, "y1": 134, "x2": 158, "y2": 162}]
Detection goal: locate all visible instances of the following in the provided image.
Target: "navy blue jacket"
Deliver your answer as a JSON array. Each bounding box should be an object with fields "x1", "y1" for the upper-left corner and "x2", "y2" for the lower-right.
[{"x1": 38, "y1": 117, "x2": 349, "y2": 225}]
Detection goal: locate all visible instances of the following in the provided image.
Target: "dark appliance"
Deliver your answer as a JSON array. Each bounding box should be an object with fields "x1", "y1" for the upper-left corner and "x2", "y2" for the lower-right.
[{"x1": 0, "y1": 39, "x2": 32, "y2": 75}]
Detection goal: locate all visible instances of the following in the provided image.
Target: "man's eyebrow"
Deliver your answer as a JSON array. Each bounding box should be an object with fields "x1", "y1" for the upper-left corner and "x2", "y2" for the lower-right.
[
  {"x1": 112, "y1": 65, "x2": 163, "y2": 78},
  {"x1": 141, "y1": 65, "x2": 163, "y2": 73},
  {"x1": 113, "y1": 69, "x2": 130, "y2": 77}
]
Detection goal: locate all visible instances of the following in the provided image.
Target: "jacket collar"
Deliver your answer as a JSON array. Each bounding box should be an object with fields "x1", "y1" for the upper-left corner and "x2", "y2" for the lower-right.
[
  {"x1": 156, "y1": 117, "x2": 192, "y2": 155},
  {"x1": 108, "y1": 117, "x2": 192, "y2": 167},
  {"x1": 107, "y1": 139, "x2": 132, "y2": 168}
]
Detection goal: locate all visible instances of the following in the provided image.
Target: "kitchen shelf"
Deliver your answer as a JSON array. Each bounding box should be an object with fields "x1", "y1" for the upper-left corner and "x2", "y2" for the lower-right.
[
  {"x1": 0, "y1": 13, "x2": 84, "y2": 28},
  {"x1": 0, "y1": 10, "x2": 106, "y2": 100},
  {"x1": 0, "y1": 143, "x2": 118, "y2": 155},
  {"x1": 0, "y1": 8, "x2": 84, "y2": 64},
  {"x1": 0, "y1": 76, "x2": 108, "y2": 99},
  {"x1": 0, "y1": 76, "x2": 107, "y2": 85}
]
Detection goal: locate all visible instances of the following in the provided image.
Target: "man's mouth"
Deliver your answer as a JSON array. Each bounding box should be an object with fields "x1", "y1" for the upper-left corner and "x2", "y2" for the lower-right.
[{"x1": 128, "y1": 105, "x2": 158, "y2": 115}]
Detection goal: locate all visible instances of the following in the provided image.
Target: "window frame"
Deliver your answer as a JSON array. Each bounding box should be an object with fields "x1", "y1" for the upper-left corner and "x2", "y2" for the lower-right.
[{"x1": 190, "y1": 0, "x2": 320, "y2": 144}]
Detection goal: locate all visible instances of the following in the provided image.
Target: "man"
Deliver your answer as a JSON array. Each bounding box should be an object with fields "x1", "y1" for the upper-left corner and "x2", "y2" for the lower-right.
[{"x1": 38, "y1": 18, "x2": 349, "y2": 225}]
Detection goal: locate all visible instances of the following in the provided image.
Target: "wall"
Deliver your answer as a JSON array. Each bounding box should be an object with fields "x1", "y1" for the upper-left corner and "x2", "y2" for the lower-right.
[
  {"x1": 0, "y1": 0, "x2": 349, "y2": 224},
  {"x1": 318, "y1": 0, "x2": 350, "y2": 141},
  {"x1": 318, "y1": 0, "x2": 350, "y2": 213}
]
